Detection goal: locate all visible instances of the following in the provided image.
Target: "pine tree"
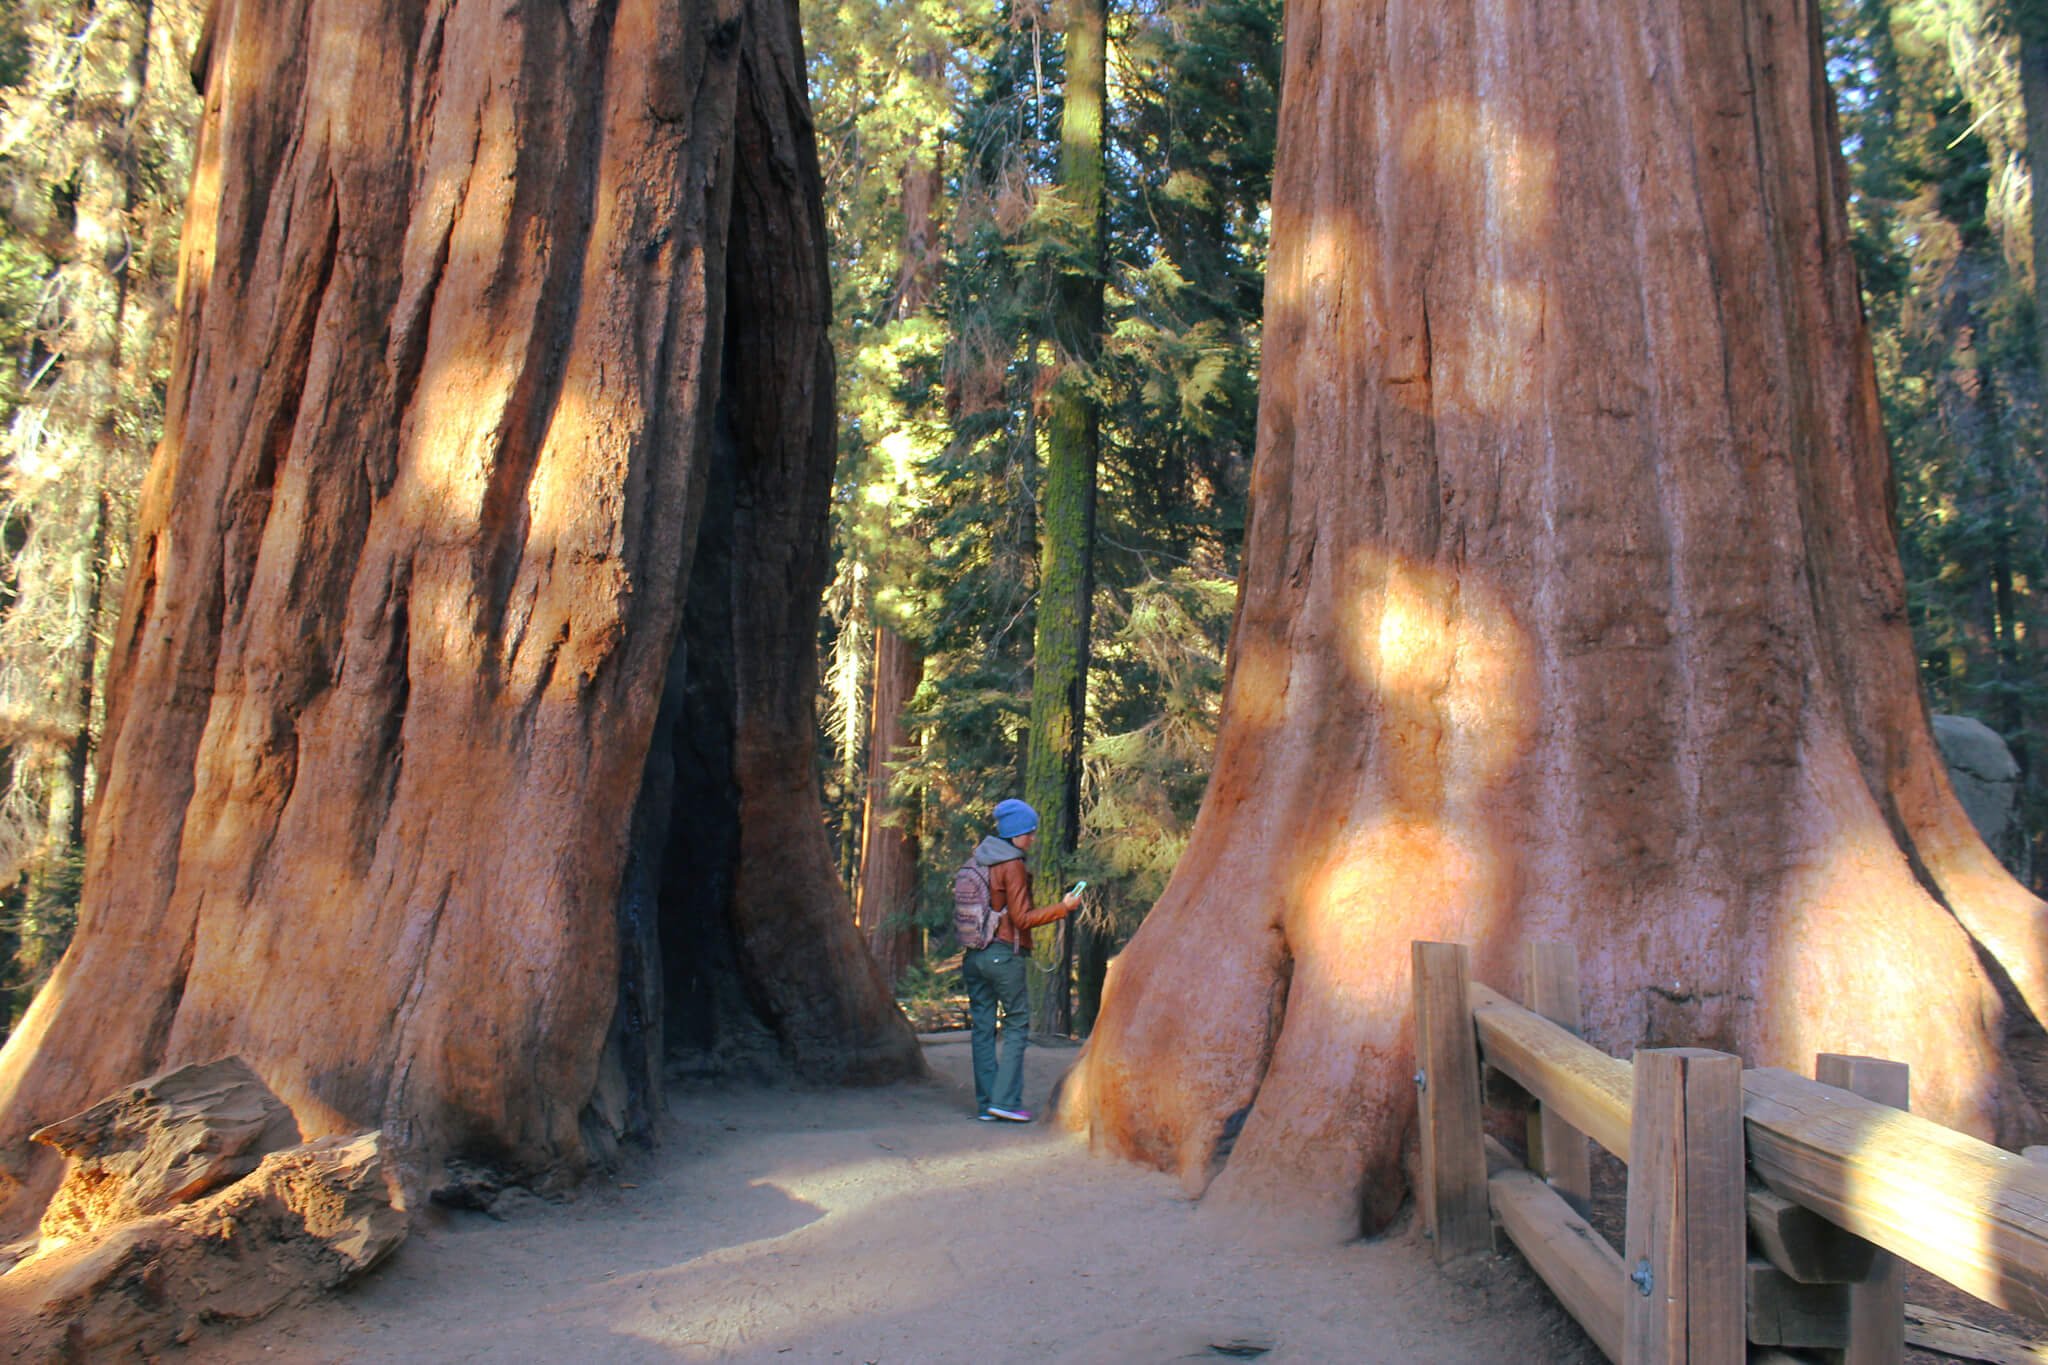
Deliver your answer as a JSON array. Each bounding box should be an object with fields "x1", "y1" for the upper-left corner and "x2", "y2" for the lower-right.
[{"x1": 0, "y1": 0, "x2": 202, "y2": 1027}]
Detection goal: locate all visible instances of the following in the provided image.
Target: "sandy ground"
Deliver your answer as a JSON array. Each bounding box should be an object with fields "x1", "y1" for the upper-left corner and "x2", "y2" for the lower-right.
[{"x1": 193, "y1": 1034, "x2": 1598, "y2": 1364}]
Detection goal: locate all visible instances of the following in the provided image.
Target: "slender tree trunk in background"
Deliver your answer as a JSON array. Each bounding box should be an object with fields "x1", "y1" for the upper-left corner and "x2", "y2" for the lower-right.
[
  {"x1": 894, "y1": 68, "x2": 946, "y2": 319},
  {"x1": 855, "y1": 627, "x2": 923, "y2": 981},
  {"x1": 2020, "y1": 6, "x2": 2048, "y2": 377},
  {"x1": 0, "y1": 0, "x2": 918, "y2": 1233},
  {"x1": 1025, "y1": 0, "x2": 1106, "y2": 1037},
  {"x1": 58, "y1": 494, "x2": 108, "y2": 856},
  {"x1": 1061, "y1": 0, "x2": 2048, "y2": 1241},
  {"x1": 1075, "y1": 917, "x2": 1110, "y2": 1034},
  {"x1": 11, "y1": 493, "x2": 103, "y2": 979},
  {"x1": 1995, "y1": 538, "x2": 2024, "y2": 748},
  {"x1": 850, "y1": 124, "x2": 942, "y2": 984}
]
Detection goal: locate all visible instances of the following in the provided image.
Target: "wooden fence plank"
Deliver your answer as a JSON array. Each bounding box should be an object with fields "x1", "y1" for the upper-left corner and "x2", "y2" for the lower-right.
[
  {"x1": 1524, "y1": 942, "x2": 1594, "y2": 1216},
  {"x1": 1413, "y1": 941, "x2": 1491, "y2": 1261},
  {"x1": 1471, "y1": 982, "x2": 1633, "y2": 1160},
  {"x1": 1745, "y1": 1257, "x2": 1850, "y2": 1348},
  {"x1": 1627, "y1": 1049, "x2": 1685, "y2": 1364},
  {"x1": 1904, "y1": 1302, "x2": 2048, "y2": 1363},
  {"x1": 1742, "y1": 1067, "x2": 2048, "y2": 1320},
  {"x1": 1491, "y1": 1165, "x2": 1626, "y2": 1363},
  {"x1": 1815, "y1": 1054, "x2": 1908, "y2": 1365},
  {"x1": 1746, "y1": 1184, "x2": 1879, "y2": 1285},
  {"x1": 1624, "y1": 1048, "x2": 1745, "y2": 1365}
]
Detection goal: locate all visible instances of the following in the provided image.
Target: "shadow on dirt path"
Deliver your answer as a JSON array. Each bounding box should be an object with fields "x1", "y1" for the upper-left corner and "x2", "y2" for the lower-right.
[{"x1": 195, "y1": 1035, "x2": 1597, "y2": 1363}]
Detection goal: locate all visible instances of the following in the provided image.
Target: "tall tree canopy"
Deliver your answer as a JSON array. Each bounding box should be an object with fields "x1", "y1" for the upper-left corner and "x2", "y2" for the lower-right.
[
  {"x1": 0, "y1": 0, "x2": 919, "y2": 1229},
  {"x1": 1060, "y1": 0, "x2": 2048, "y2": 1241}
]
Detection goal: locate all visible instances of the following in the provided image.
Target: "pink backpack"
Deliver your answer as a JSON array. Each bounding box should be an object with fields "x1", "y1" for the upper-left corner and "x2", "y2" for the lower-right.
[{"x1": 952, "y1": 862, "x2": 1002, "y2": 949}]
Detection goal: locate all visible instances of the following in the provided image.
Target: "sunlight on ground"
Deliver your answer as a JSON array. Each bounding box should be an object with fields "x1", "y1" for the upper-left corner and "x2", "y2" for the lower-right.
[
  {"x1": 190, "y1": 1046, "x2": 1597, "y2": 1364},
  {"x1": 601, "y1": 1139, "x2": 1083, "y2": 1354},
  {"x1": 754, "y1": 1133, "x2": 1073, "y2": 1206}
]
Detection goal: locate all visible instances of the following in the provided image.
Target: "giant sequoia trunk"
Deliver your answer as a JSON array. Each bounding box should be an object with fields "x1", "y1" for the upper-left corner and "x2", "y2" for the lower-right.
[
  {"x1": 0, "y1": 0, "x2": 919, "y2": 1229},
  {"x1": 1060, "y1": 0, "x2": 2048, "y2": 1240}
]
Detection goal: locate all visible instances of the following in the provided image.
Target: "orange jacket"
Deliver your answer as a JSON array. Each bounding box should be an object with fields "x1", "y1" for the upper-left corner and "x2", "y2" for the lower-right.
[{"x1": 988, "y1": 855, "x2": 1069, "y2": 952}]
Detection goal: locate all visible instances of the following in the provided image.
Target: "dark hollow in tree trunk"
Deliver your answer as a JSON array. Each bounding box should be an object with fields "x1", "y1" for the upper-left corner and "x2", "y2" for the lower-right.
[
  {"x1": 1060, "y1": 0, "x2": 2048, "y2": 1243},
  {"x1": 0, "y1": 0, "x2": 919, "y2": 1232}
]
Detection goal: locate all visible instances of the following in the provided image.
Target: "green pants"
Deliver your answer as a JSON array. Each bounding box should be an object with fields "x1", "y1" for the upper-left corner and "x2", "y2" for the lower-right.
[{"x1": 962, "y1": 941, "x2": 1029, "y2": 1113}]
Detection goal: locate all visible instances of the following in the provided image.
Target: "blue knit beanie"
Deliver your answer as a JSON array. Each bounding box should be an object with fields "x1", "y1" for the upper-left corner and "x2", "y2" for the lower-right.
[{"x1": 993, "y1": 798, "x2": 1039, "y2": 840}]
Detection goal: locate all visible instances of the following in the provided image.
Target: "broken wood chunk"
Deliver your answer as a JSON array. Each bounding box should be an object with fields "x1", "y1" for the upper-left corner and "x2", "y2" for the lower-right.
[
  {"x1": 0, "y1": 1131, "x2": 408, "y2": 1359},
  {"x1": 31, "y1": 1056, "x2": 301, "y2": 1243}
]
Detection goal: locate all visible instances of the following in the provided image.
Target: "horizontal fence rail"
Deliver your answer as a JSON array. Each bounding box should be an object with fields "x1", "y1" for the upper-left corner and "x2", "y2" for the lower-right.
[
  {"x1": 1411, "y1": 940, "x2": 2048, "y2": 1365},
  {"x1": 1743, "y1": 1067, "x2": 2048, "y2": 1320},
  {"x1": 1470, "y1": 982, "x2": 1631, "y2": 1160}
]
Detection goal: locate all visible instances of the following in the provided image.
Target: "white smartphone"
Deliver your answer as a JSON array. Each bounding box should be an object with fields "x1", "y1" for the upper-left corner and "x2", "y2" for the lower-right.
[{"x1": 1067, "y1": 880, "x2": 1088, "y2": 898}]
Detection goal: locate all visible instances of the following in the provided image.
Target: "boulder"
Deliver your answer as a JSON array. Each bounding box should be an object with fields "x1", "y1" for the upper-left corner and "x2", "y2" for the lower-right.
[
  {"x1": 30, "y1": 1057, "x2": 301, "y2": 1245},
  {"x1": 0, "y1": 1132, "x2": 408, "y2": 1359},
  {"x1": 1932, "y1": 713, "x2": 2029, "y2": 880}
]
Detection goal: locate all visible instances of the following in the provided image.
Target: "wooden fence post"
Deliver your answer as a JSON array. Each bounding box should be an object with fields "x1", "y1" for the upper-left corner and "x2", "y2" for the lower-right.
[
  {"x1": 1523, "y1": 941, "x2": 1593, "y2": 1215},
  {"x1": 1815, "y1": 1053, "x2": 1908, "y2": 1365},
  {"x1": 1413, "y1": 940, "x2": 1491, "y2": 1262},
  {"x1": 1624, "y1": 1048, "x2": 1745, "y2": 1365}
]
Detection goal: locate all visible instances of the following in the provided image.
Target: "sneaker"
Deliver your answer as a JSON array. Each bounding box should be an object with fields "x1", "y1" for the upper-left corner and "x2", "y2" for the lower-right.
[
  {"x1": 987, "y1": 1106, "x2": 1033, "y2": 1123},
  {"x1": 976, "y1": 1111, "x2": 997, "y2": 1122}
]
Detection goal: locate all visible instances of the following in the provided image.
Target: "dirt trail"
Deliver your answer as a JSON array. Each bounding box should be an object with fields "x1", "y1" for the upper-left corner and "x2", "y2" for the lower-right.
[{"x1": 197, "y1": 1036, "x2": 1597, "y2": 1363}]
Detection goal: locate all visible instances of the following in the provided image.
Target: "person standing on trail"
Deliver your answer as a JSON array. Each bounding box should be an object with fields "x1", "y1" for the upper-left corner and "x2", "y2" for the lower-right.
[{"x1": 964, "y1": 798, "x2": 1082, "y2": 1122}]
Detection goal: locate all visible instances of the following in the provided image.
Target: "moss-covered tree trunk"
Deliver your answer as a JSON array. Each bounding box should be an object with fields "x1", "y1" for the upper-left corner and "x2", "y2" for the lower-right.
[
  {"x1": 1025, "y1": 0, "x2": 1106, "y2": 1037},
  {"x1": 0, "y1": 0, "x2": 919, "y2": 1232},
  {"x1": 1061, "y1": 0, "x2": 2048, "y2": 1241}
]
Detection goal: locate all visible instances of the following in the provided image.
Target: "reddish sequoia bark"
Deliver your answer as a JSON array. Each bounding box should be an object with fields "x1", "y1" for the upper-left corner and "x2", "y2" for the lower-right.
[
  {"x1": 0, "y1": 0, "x2": 917, "y2": 1229},
  {"x1": 854, "y1": 626, "x2": 923, "y2": 984},
  {"x1": 712, "y1": 24, "x2": 921, "y2": 1081},
  {"x1": 1060, "y1": 0, "x2": 2048, "y2": 1240}
]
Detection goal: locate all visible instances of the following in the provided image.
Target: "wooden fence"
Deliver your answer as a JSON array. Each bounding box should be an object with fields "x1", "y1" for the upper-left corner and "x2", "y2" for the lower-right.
[{"x1": 1411, "y1": 940, "x2": 2048, "y2": 1364}]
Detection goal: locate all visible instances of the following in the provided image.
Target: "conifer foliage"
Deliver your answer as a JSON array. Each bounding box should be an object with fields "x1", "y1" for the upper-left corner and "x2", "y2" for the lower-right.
[
  {"x1": 1829, "y1": 0, "x2": 2048, "y2": 886},
  {"x1": 809, "y1": 0, "x2": 1278, "y2": 1017},
  {"x1": 0, "y1": 0, "x2": 200, "y2": 1025}
]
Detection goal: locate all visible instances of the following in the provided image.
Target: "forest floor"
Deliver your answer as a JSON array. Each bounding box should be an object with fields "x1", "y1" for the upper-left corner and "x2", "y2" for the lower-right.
[{"x1": 191, "y1": 1033, "x2": 1603, "y2": 1364}]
